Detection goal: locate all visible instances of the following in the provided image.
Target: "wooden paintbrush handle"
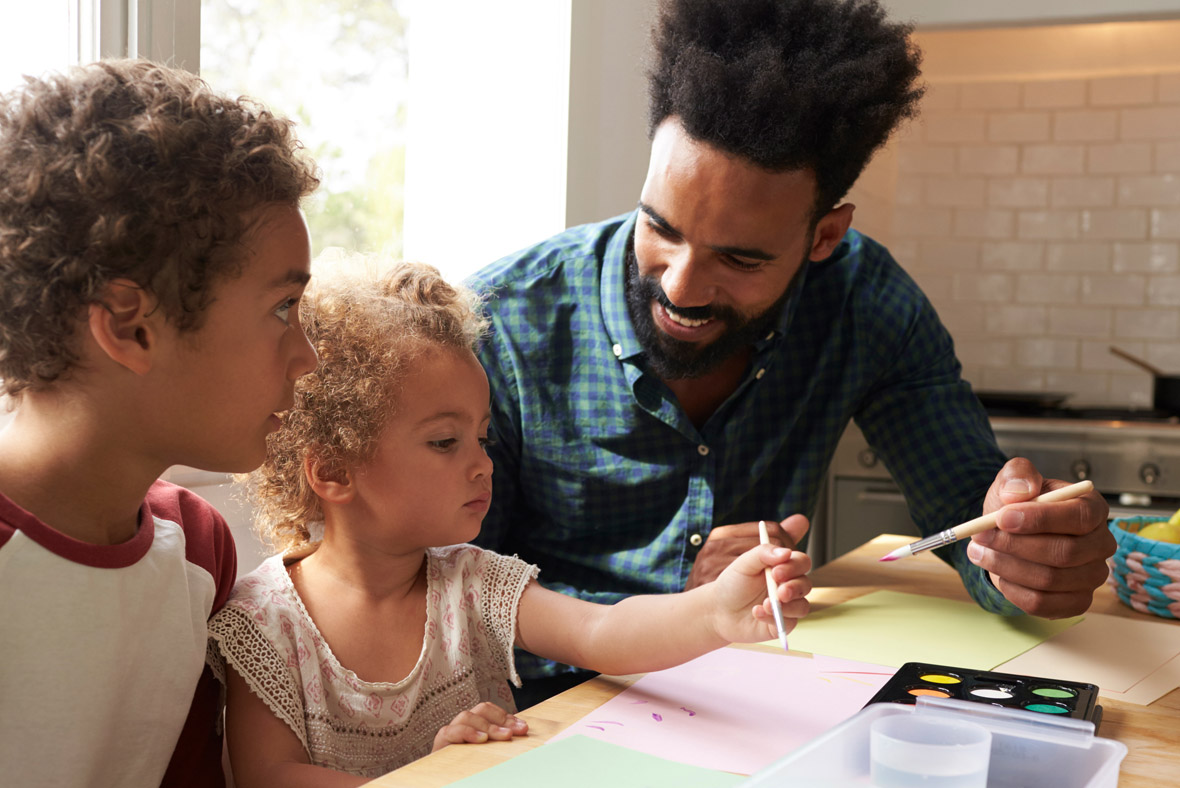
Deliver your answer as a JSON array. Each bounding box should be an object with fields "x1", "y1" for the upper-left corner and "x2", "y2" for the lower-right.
[{"x1": 952, "y1": 479, "x2": 1095, "y2": 539}]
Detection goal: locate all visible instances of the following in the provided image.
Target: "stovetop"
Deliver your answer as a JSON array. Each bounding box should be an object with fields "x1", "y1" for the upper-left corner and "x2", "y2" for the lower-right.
[{"x1": 985, "y1": 405, "x2": 1180, "y2": 424}]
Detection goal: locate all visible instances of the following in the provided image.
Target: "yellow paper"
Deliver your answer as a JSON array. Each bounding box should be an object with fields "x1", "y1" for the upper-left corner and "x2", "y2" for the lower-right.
[{"x1": 780, "y1": 590, "x2": 1081, "y2": 669}]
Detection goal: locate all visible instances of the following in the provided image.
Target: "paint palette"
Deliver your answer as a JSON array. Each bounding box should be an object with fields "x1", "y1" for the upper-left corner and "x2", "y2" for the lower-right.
[{"x1": 865, "y1": 661, "x2": 1103, "y2": 727}]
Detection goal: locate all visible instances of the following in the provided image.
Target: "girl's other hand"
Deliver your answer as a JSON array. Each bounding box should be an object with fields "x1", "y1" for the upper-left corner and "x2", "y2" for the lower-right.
[{"x1": 431, "y1": 702, "x2": 529, "y2": 752}]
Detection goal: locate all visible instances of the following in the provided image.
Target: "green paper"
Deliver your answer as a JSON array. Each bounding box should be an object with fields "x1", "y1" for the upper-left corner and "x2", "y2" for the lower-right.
[
  {"x1": 782, "y1": 590, "x2": 1081, "y2": 669},
  {"x1": 446, "y1": 735, "x2": 745, "y2": 788}
]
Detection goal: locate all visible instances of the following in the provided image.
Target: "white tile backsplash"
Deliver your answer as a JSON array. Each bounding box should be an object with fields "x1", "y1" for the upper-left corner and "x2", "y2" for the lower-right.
[
  {"x1": 1080, "y1": 274, "x2": 1147, "y2": 305},
  {"x1": 1023, "y1": 79, "x2": 1087, "y2": 110},
  {"x1": 1090, "y1": 75, "x2": 1157, "y2": 107},
  {"x1": 857, "y1": 66, "x2": 1180, "y2": 406},
  {"x1": 1079, "y1": 208, "x2": 1150, "y2": 240},
  {"x1": 1120, "y1": 106, "x2": 1180, "y2": 140},
  {"x1": 989, "y1": 112, "x2": 1051, "y2": 143},
  {"x1": 1050, "y1": 177, "x2": 1115, "y2": 208},
  {"x1": 957, "y1": 145, "x2": 1019, "y2": 175},
  {"x1": 1049, "y1": 306, "x2": 1113, "y2": 338},
  {"x1": 1022, "y1": 144, "x2": 1087, "y2": 175},
  {"x1": 961, "y1": 81, "x2": 1022, "y2": 110},
  {"x1": 1054, "y1": 110, "x2": 1119, "y2": 143},
  {"x1": 989, "y1": 177, "x2": 1050, "y2": 207},
  {"x1": 1114, "y1": 308, "x2": 1180, "y2": 339},
  {"x1": 1148, "y1": 275, "x2": 1180, "y2": 306},
  {"x1": 1112, "y1": 241, "x2": 1180, "y2": 273},
  {"x1": 982, "y1": 241, "x2": 1045, "y2": 270},
  {"x1": 1089, "y1": 142, "x2": 1154, "y2": 174}
]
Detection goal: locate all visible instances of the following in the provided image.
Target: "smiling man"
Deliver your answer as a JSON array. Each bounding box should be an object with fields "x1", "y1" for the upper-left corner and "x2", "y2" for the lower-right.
[{"x1": 468, "y1": 0, "x2": 1114, "y2": 708}]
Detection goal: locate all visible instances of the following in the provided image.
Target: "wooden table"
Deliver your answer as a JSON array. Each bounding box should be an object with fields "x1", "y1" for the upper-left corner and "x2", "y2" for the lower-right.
[{"x1": 368, "y1": 534, "x2": 1180, "y2": 787}]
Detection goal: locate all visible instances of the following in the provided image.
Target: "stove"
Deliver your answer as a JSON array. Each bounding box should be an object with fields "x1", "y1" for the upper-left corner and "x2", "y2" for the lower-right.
[{"x1": 815, "y1": 394, "x2": 1180, "y2": 566}]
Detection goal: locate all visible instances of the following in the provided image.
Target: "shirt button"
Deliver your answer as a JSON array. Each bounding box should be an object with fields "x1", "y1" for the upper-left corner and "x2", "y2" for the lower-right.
[
  {"x1": 689, "y1": 533, "x2": 703, "y2": 547},
  {"x1": 697, "y1": 445, "x2": 709, "y2": 456},
  {"x1": 755, "y1": 368, "x2": 766, "y2": 380},
  {"x1": 612, "y1": 343, "x2": 622, "y2": 358}
]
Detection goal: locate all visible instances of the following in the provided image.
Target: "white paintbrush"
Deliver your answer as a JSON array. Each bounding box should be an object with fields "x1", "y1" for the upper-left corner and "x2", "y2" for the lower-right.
[{"x1": 759, "y1": 520, "x2": 790, "y2": 652}]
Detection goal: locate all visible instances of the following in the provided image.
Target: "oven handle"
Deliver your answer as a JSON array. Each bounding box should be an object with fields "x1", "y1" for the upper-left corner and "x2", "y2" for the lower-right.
[{"x1": 856, "y1": 489, "x2": 908, "y2": 506}]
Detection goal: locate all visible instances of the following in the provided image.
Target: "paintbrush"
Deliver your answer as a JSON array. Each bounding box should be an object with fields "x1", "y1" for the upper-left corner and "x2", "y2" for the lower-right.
[
  {"x1": 879, "y1": 479, "x2": 1095, "y2": 562},
  {"x1": 758, "y1": 520, "x2": 790, "y2": 652}
]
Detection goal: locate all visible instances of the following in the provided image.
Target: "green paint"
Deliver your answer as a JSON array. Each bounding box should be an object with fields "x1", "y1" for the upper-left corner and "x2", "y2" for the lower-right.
[
  {"x1": 1031, "y1": 687, "x2": 1076, "y2": 699},
  {"x1": 1025, "y1": 703, "x2": 1069, "y2": 714}
]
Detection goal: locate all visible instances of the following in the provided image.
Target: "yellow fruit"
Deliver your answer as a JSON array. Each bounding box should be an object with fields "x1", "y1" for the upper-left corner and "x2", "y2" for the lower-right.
[
  {"x1": 1139, "y1": 522, "x2": 1180, "y2": 544},
  {"x1": 1170, "y1": 507, "x2": 1180, "y2": 526}
]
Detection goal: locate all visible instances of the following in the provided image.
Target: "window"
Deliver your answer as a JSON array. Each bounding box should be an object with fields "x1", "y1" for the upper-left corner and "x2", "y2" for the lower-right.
[
  {"x1": 200, "y1": 0, "x2": 410, "y2": 259},
  {"x1": 0, "y1": 2, "x2": 73, "y2": 92}
]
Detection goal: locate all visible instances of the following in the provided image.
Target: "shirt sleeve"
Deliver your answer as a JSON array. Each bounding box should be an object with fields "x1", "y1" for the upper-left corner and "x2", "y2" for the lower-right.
[
  {"x1": 469, "y1": 547, "x2": 539, "y2": 687},
  {"x1": 852, "y1": 277, "x2": 1020, "y2": 616},
  {"x1": 206, "y1": 581, "x2": 311, "y2": 753}
]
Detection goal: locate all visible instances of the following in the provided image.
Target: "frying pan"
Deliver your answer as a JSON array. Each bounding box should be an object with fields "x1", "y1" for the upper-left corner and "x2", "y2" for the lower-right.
[{"x1": 1110, "y1": 346, "x2": 1180, "y2": 415}]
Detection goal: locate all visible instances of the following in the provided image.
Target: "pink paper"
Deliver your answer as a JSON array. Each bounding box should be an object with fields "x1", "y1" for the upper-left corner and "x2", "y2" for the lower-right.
[{"x1": 548, "y1": 649, "x2": 892, "y2": 775}]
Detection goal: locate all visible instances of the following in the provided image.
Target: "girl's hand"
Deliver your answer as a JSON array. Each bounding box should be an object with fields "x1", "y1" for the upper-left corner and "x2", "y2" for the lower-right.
[
  {"x1": 710, "y1": 531, "x2": 812, "y2": 644},
  {"x1": 431, "y1": 702, "x2": 529, "y2": 752}
]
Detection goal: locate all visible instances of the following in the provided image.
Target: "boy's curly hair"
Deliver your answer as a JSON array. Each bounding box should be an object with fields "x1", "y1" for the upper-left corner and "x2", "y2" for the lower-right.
[
  {"x1": 0, "y1": 58, "x2": 320, "y2": 397},
  {"x1": 648, "y1": 0, "x2": 924, "y2": 218},
  {"x1": 250, "y1": 261, "x2": 488, "y2": 554}
]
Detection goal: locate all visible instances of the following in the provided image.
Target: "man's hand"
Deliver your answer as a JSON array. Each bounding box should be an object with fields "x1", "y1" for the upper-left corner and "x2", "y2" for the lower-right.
[
  {"x1": 685, "y1": 514, "x2": 810, "y2": 590},
  {"x1": 967, "y1": 457, "x2": 1114, "y2": 618},
  {"x1": 432, "y1": 702, "x2": 528, "y2": 752}
]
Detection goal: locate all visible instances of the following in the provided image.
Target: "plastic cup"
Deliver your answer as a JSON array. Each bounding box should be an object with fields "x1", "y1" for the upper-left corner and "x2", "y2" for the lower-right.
[{"x1": 870, "y1": 713, "x2": 991, "y2": 788}]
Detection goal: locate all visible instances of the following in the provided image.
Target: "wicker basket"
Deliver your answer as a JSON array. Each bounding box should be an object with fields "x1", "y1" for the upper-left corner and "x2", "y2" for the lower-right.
[{"x1": 1108, "y1": 516, "x2": 1180, "y2": 620}]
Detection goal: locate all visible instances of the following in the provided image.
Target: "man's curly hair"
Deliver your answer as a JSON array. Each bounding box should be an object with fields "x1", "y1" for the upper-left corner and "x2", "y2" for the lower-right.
[
  {"x1": 0, "y1": 58, "x2": 319, "y2": 397},
  {"x1": 250, "y1": 261, "x2": 488, "y2": 554},
  {"x1": 648, "y1": 0, "x2": 924, "y2": 217}
]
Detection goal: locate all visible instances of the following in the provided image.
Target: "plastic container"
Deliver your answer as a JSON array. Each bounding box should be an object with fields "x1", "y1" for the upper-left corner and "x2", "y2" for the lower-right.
[
  {"x1": 870, "y1": 713, "x2": 991, "y2": 787},
  {"x1": 739, "y1": 696, "x2": 1127, "y2": 788}
]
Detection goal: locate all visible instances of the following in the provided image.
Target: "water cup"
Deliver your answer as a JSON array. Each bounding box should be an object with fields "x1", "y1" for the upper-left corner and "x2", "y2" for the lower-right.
[{"x1": 870, "y1": 713, "x2": 991, "y2": 788}]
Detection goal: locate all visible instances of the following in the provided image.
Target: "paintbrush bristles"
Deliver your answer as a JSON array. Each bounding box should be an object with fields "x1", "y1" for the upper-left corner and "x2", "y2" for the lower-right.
[{"x1": 878, "y1": 480, "x2": 1095, "y2": 563}]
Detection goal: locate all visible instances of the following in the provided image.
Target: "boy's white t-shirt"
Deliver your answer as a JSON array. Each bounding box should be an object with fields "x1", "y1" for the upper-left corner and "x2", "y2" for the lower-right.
[{"x1": 0, "y1": 480, "x2": 236, "y2": 788}]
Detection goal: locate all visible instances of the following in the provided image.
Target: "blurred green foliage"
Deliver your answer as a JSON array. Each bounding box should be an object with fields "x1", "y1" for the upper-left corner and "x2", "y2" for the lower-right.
[{"x1": 200, "y1": 0, "x2": 408, "y2": 257}]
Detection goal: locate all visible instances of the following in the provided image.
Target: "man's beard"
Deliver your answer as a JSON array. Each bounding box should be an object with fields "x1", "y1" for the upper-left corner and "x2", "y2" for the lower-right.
[{"x1": 624, "y1": 246, "x2": 795, "y2": 380}]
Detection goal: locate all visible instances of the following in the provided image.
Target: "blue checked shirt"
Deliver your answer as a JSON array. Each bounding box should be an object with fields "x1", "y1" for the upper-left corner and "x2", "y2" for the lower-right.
[{"x1": 468, "y1": 211, "x2": 1018, "y2": 681}]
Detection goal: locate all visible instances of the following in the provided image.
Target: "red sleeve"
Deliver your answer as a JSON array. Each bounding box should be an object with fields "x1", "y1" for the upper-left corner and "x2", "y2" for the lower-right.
[{"x1": 146, "y1": 479, "x2": 238, "y2": 788}]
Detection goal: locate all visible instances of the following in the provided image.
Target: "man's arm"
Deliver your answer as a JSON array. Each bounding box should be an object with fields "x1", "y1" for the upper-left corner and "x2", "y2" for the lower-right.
[{"x1": 857, "y1": 286, "x2": 1112, "y2": 618}]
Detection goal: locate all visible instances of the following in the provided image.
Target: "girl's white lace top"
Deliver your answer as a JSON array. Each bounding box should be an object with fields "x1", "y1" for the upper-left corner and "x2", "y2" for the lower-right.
[{"x1": 206, "y1": 544, "x2": 538, "y2": 778}]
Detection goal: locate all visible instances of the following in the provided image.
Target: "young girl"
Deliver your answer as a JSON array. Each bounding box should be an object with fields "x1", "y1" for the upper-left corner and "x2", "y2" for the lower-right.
[{"x1": 207, "y1": 262, "x2": 811, "y2": 787}]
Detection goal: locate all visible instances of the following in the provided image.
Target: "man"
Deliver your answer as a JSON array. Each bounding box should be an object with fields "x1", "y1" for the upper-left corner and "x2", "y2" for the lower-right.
[{"x1": 469, "y1": 0, "x2": 1114, "y2": 707}]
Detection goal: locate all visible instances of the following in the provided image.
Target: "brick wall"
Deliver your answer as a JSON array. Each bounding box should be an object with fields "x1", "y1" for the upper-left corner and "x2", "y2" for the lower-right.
[{"x1": 852, "y1": 69, "x2": 1180, "y2": 407}]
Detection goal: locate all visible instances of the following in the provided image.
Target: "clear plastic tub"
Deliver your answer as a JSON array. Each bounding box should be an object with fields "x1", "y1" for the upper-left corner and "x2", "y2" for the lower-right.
[{"x1": 739, "y1": 696, "x2": 1127, "y2": 788}]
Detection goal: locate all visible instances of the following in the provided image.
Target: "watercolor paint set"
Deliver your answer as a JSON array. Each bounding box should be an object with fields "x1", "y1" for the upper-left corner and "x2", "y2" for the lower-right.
[{"x1": 864, "y1": 660, "x2": 1103, "y2": 727}]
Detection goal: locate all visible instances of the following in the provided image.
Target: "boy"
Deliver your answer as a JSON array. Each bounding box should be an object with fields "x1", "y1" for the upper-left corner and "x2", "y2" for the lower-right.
[{"x1": 0, "y1": 59, "x2": 319, "y2": 786}]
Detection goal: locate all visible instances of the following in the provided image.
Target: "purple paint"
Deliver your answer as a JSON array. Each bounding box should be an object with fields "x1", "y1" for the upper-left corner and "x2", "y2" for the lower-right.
[
  {"x1": 652, "y1": 713, "x2": 663, "y2": 722},
  {"x1": 588, "y1": 720, "x2": 623, "y2": 726},
  {"x1": 679, "y1": 707, "x2": 696, "y2": 716},
  {"x1": 587, "y1": 725, "x2": 605, "y2": 732}
]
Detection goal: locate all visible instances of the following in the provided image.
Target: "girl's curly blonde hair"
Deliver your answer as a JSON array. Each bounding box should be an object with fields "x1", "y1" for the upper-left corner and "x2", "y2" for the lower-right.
[{"x1": 250, "y1": 260, "x2": 487, "y2": 553}]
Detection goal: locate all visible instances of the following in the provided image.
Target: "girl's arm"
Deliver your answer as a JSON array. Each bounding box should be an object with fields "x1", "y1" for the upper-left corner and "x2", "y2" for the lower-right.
[
  {"x1": 224, "y1": 665, "x2": 367, "y2": 788},
  {"x1": 515, "y1": 542, "x2": 810, "y2": 676}
]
